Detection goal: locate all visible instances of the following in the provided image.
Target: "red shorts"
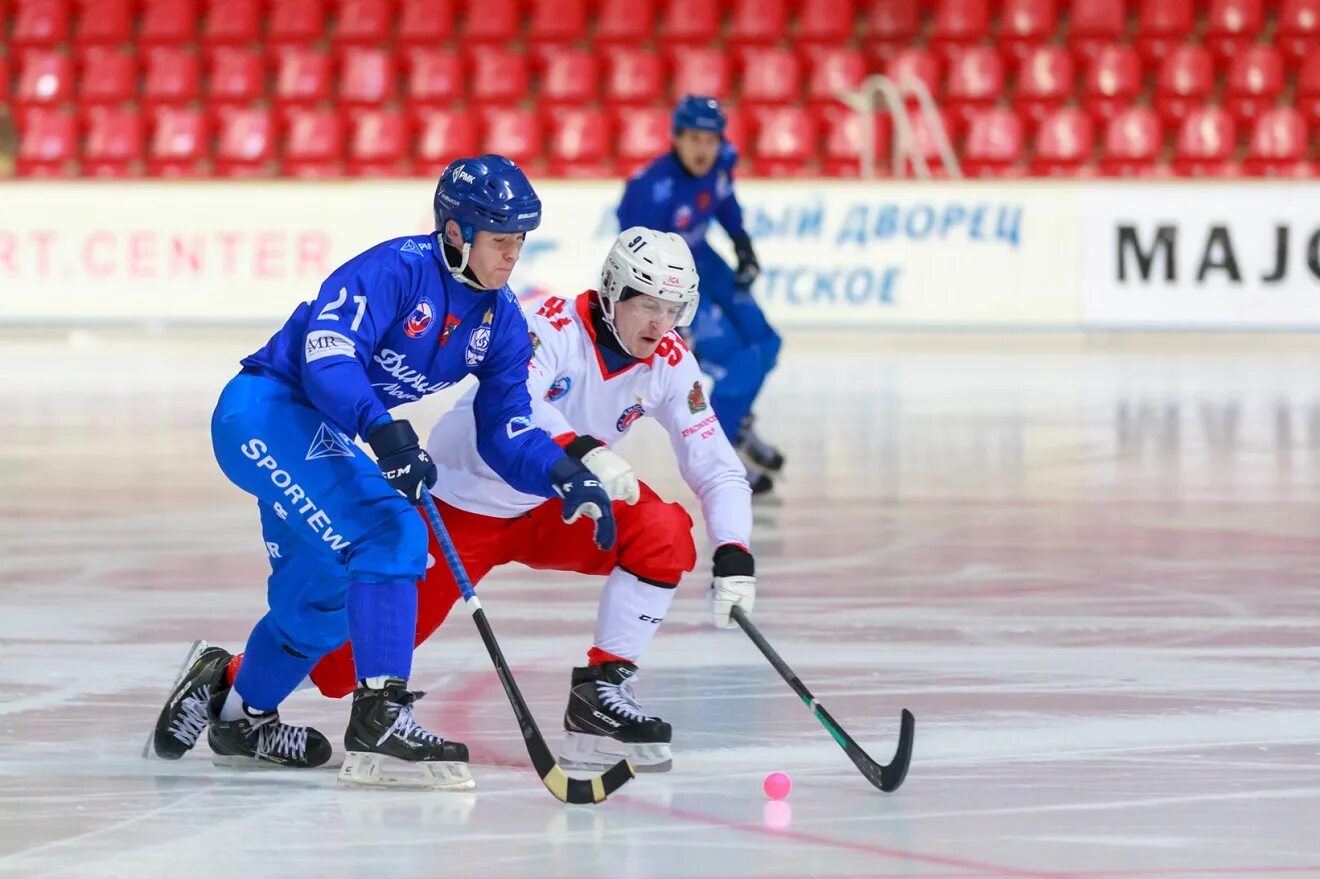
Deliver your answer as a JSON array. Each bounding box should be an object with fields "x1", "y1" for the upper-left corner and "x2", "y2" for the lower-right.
[{"x1": 309, "y1": 482, "x2": 696, "y2": 697}]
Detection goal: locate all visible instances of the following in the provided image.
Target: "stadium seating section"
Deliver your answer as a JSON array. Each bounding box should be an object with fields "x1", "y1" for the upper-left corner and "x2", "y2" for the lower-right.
[{"x1": 1, "y1": 0, "x2": 1311, "y2": 178}]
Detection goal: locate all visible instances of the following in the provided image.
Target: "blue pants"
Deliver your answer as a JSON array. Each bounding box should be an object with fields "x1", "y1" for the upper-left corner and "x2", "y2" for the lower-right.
[
  {"x1": 689, "y1": 249, "x2": 782, "y2": 442},
  {"x1": 211, "y1": 372, "x2": 426, "y2": 662}
]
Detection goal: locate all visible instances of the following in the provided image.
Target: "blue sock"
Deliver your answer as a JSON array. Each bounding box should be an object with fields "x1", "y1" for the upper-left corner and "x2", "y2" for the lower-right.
[
  {"x1": 347, "y1": 579, "x2": 416, "y2": 682},
  {"x1": 232, "y1": 615, "x2": 317, "y2": 713}
]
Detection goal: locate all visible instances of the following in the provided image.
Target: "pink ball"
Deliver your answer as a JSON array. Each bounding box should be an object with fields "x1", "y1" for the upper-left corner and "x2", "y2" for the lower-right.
[{"x1": 763, "y1": 771, "x2": 792, "y2": 800}]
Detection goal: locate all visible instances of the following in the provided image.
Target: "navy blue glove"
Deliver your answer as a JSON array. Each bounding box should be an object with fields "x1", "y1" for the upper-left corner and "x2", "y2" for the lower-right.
[
  {"x1": 366, "y1": 419, "x2": 437, "y2": 504},
  {"x1": 550, "y1": 456, "x2": 617, "y2": 551},
  {"x1": 730, "y1": 232, "x2": 760, "y2": 290}
]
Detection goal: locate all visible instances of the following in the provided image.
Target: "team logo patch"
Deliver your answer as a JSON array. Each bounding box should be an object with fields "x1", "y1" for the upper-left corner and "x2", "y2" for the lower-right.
[
  {"x1": 674, "y1": 205, "x2": 693, "y2": 230},
  {"x1": 465, "y1": 308, "x2": 494, "y2": 366},
  {"x1": 687, "y1": 380, "x2": 708, "y2": 414},
  {"x1": 438, "y1": 313, "x2": 462, "y2": 346},
  {"x1": 696, "y1": 192, "x2": 712, "y2": 212},
  {"x1": 404, "y1": 299, "x2": 434, "y2": 338},
  {"x1": 616, "y1": 402, "x2": 645, "y2": 432},
  {"x1": 528, "y1": 330, "x2": 541, "y2": 352},
  {"x1": 545, "y1": 375, "x2": 572, "y2": 402},
  {"x1": 306, "y1": 423, "x2": 356, "y2": 460}
]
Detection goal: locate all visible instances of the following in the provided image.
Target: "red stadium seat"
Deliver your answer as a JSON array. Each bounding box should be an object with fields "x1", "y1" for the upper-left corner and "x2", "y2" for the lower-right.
[
  {"x1": 741, "y1": 48, "x2": 801, "y2": 108},
  {"x1": 604, "y1": 49, "x2": 664, "y2": 105},
  {"x1": 348, "y1": 109, "x2": 411, "y2": 177},
  {"x1": 547, "y1": 108, "x2": 614, "y2": 177},
  {"x1": 658, "y1": 0, "x2": 721, "y2": 44},
  {"x1": 1067, "y1": 0, "x2": 1125, "y2": 64},
  {"x1": 268, "y1": 0, "x2": 327, "y2": 47},
  {"x1": 1297, "y1": 54, "x2": 1320, "y2": 130},
  {"x1": 1154, "y1": 45, "x2": 1214, "y2": 126},
  {"x1": 1014, "y1": 45, "x2": 1073, "y2": 126},
  {"x1": 1134, "y1": 0, "x2": 1194, "y2": 68},
  {"x1": 283, "y1": 108, "x2": 345, "y2": 178},
  {"x1": 1243, "y1": 108, "x2": 1311, "y2": 176},
  {"x1": 998, "y1": 0, "x2": 1057, "y2": 68},
  {"x1": 866, "y1": 0, "x2": 919, "y2": 61},
  {"x1": 721, "y1": 105, "x2": 749, "y2": 151},
  {"x1": 1203, "y1": 0, "x2": 1264, "y2": 65},
  {"x1": 0, "y1": 55, "x2": 9, "y2": 108},
  {"x1": 75, "y1": 0, "x2": 132, "y2": 45},
  {"x1": 946, "y1": 47, "x2": 1004, "y2": 133},
  {"x1": 752, "y1": 106, "x2": 818, "y2": 177},
  {"x1": 962, "y1": 107, "x2": 1025, "y2": 177},
  {"x1": 404, "y1": 49, "x2": 463, "y2": 110},
  {"x1": 899, "y1": 111, "x2": 956, "y2": 177},
  {"x1": 596, "y1": 0, "x2": 656, "y2": 45},
  {"x1": 886, "y1": 48, "x2": 942, "y2": 99},
  {"x1": 469, "y1": 47, "x2": 530, "y2": 104},
  {"x1": 796, "y1": 0, "x2": 855, "y2": 46},
  {"x1": 1173, "y1": 106, "x2": 1237, "y2": 176},
  {"x1": 78, "y1": 48, "x2": 136, "y2": 107},
  {"x1": 15, "y1": 51, "x2": 75, "y2": 117},
  {"x1": 332, "y1": 0, "x2": 393, "y2": 45},
  {"x1": 201, "y1": 0, "x2": 260, "y2": 45},
  {"x1": 273, "y1": 47, "x2": 333, "y2": 107},
  {"x1": 215, "y1": 107, "x2": 275, "y2": 176},
  {"x1": 1278, "y1": 0, "x2": 1320, "y2": 67},
  {"x1": 728, "y1": 0, "x2": 787, "y2": 45},
  {"x1": 207, "y1": 47, "x2": 265, "y2": 112},
  {"x1": 668, "y1": 48, "x2": 731, "y2": 102},
  {"x1": 1031, "y1": 107, "x2": 1095, "y2": 175},
  {"x1": 1101, "y1": 107, "x2": 1164, "y2": 176},
  {"x1": 821, "y1": 108, "x2": 892, "y2": 176},
  {"x1": 415, "y1": 109, "x2": 480, "y2": 176},
  {"x1": 12, "y1": 0, "x2": 71, "y2": 47},
  {"x1": 139, "y1": 0, "x2": 197, "y2": 46},
  {"x1": 83, "y1": 106, "x2": 144, "y2": 177},
  {"x1": 930, "y1": 0, "x2": 991, "y2": 62},
  {"x1": 614, "y1": 106, "x2": 670, "y2": 174},
  {"x1": 143, "y1": 47, "x2": 201, "y2": 110},
  {"x1": 462, "y1": 0, "x2": 519, "y2": 43},
  {"x1": 398, "y1": 0, "x2": 455, "y2": 46},
  {"x1": 1225, "y1": 45, "x2": 1284, "y2": 125},
  {"x1": 147, "y1": 107, "x2": 209, "y2": 177},
  {"x1": 527, "y1": 0, "x2": 587, "y2": 42},
  {"x1": 541, "y1": 49, "x2": 600, "y2": 107},
  {"x1": 17, "y1": 109, "x2": 78, "y2": 176},
  {"x1": 481, "y1": 107, "x2": 544, "y2": 169},
  {"x1": 805, "y1": 48, "x2": 867, "y2": 108},
  {"x1": 1082, "y1": 44, "x2": 1142, "y2": 122},
  {"x1": 339, "y1": 48, "x2": 396, "y2": 107}
]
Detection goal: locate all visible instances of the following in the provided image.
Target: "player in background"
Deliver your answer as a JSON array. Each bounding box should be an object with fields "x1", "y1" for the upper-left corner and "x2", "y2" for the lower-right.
[
  {"x1": 158, "y1": 228, "x2": 756, "y2": 775},
  {"x1": 617, "y1": 95, "x2": 784, "y2": 495},
  {"x1": 148, "y1": 155, "x2": 616, "y2": 790}
]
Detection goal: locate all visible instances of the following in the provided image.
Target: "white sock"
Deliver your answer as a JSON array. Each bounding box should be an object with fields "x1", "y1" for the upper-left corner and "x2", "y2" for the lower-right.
[
  {"x1": 593, "y1": 568, "x2": 676, "y2": 662},
  {"x1": 219, "y1": 687, "x2": 247, "y2": 722}
]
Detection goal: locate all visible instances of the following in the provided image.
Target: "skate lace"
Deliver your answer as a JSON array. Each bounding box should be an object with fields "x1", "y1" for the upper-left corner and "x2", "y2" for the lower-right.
[
  {"x1": 377, "y1": 695, "x2": 441, "y2": 747},
  {"x1": 256, "y1": 721, "x2": 308, "y2": 759},
  {"x1": 167, "y1": 685, "x2": 211, "y2": 746},
  {"x1": 596, "y1": 678, "x2": 651, "y2": 723}
]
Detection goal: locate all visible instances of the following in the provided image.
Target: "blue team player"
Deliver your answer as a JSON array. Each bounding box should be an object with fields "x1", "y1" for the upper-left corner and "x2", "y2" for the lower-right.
[
  {"x1": 616, "y1": 95, "x2": 784, "y2": 495},
  {"x1": 155, "y1": 155, "x2": 616, "y2": 789}
]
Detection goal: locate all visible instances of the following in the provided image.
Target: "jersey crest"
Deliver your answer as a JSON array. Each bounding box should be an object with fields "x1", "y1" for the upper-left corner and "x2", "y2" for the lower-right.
[
  {"x1": 616, "y1": 400, "x2": 645, "y2": 432},
  {"x1": 404, "y1": 299, "x2": 434, "y2": 338},
  {"x1": 546, "y1": 375, "x2": 572, "y2": 402},
  {"x1": 465, "y1": 308, "x2": 494, "y2": 367},
  {"x1": 687, "y1": 380, "x2": 708, "y2": 414}
]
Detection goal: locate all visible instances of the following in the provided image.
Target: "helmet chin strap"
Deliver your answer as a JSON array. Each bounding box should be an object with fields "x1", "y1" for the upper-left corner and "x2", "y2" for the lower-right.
[
  {"x1": 437, "y1": 234, "x2": 488, "y2": 290},
  {"x1": 598, "y1": 299, "x2": 642, "y2": 359}
]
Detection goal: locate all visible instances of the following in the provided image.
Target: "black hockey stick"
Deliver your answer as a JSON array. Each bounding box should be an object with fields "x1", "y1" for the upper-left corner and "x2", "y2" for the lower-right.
[
  {"x1": 419, "y1": 491, "x2": 635, "y2": 805},
  {"x1": 731, "y1": 605, "x2": 914, "y2": 792}
]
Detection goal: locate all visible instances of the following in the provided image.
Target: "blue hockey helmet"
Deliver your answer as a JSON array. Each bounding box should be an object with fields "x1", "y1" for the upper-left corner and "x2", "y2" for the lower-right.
[
  {"x1": 671, "y1": 95, "x2": 727, "y2": 137},
  {"x1": 433, "y1": 154, "x2": 542, "y2": 245}
]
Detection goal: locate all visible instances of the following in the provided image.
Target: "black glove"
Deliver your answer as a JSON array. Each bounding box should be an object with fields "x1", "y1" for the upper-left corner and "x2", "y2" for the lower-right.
[
  {"x1": 730, "y1": 232, "x2": 760, "y2": 290},
  {"x1": 366, "y1": 419, "x2": 437, "y2": 504},
  {"x1": 550, "y1": 456, "x2": 617, "y2": 551}
]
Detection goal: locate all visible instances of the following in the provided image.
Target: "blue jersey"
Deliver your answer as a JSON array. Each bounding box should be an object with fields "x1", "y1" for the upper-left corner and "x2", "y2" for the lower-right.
[
  {"x1": 616, "y1": 146, "x2": 748, "y2": 257},
  {"x1": 242, "y1": 234, "x2": 560, "y2": 498}
]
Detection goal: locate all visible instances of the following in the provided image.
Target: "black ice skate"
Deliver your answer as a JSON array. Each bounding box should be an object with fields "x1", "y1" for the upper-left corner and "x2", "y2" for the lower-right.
[
  {"x1": 338, "y1": 678, "x2": 473, "y2": 791},
  {"x1": 747, "y1": 470, "x2": 775, "y2": 497},
  {"x1": 560, "y1": 662, "x2": 673, "y2": 773},
  {"x1": 205, "y1": 688, "x2": 332, "y2": 769},
  {"x1": 735, "y1": 415, "x2": 784, "y2": 474},
  {"x1": 144, "y1": 640, "x2": 233, "y2": 760}
]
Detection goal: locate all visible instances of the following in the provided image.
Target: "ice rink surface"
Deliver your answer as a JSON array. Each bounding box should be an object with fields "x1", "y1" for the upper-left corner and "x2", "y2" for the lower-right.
[{"x1": 3, "y1": 327, "x2": 1320, "y2": 879}]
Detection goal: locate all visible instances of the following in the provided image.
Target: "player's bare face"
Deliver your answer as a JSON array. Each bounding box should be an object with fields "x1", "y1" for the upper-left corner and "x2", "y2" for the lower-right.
[
  {"x1": 446, "y1": 223, "x2": 525, "y2": 289},
  {"x1": 673, "y1": 129, "x2": 722, "y2": 176},
  {"x1": 614, "y1": 294, "x2": 683, "y2": 358}
]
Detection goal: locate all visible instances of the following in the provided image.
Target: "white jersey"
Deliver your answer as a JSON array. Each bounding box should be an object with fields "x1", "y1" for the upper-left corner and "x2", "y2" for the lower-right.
[{"x1": 428, "y1": 291, "x2": 752, "y2": 549}]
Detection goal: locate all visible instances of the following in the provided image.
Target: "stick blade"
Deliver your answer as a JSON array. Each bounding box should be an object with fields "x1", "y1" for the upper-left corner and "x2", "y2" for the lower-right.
[
  {"x1": 542, "y1": 758, "x2": 636, "y2": 805},
  {"x1": 878, "y1": 708, "x2": 915, "y2": 792}
]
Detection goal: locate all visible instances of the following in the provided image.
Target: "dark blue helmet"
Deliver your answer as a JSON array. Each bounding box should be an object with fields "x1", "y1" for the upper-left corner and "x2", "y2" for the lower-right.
[
  {"x1": 671, "y1": 95, "x2": 727, "y2": 137},
  {"x1": 433, "y1": 154, "x2": 542, "y2": 244}
]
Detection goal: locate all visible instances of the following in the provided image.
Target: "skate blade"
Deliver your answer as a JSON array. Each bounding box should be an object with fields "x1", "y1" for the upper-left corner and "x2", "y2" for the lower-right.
[
  {"x1": 559, "y1": 732, "x2": 672, "y2": 774},
  {"x1": 337, "y1": 752, "x2": 476, "y2": 791},
  {"x1": 143, "y1": 639, "x2": 209, "y2": 760}
]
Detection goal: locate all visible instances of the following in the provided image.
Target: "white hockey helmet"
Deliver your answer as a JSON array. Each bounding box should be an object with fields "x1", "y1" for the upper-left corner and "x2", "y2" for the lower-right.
[{"x1": 599, "y1": 227, "x2": 701, "y2": 329}]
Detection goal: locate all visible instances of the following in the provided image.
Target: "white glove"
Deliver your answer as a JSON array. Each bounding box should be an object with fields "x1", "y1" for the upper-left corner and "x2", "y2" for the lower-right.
[
  {"x1": 712, "y1": 575, "x2": 756, "y2": 629},
  {"x1": 579, "y1": 445, "x2": 640, "y2": 504}
]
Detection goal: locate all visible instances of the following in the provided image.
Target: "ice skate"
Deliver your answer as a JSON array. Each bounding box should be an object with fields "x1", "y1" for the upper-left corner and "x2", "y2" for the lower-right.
[
  {"x1": 205, "y1": 688, "x2": 332, "y2": 768},
  {"x1": 145, "y1": 640, "x2": 233, "y2": 759},
  {"x1": 560, "y1": 661, "x2": 672, "y2": 773},
  {"x1": 735, "y1": 415, "x2": 784, "y2": 474},
  {"x1": 338, "y1": 678, "x2": 474, "y2": 791}
]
